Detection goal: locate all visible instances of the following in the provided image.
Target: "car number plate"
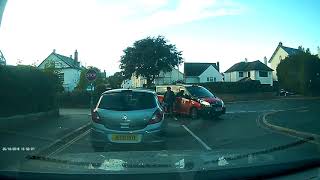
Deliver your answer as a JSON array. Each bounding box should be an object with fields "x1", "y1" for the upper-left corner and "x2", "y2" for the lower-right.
[
  {"x1": 111, "y1": 134, "x2": 138, "y2": 142},
  {"x1": 215, "y1": 107, "x2": 223, "y2": 111}
]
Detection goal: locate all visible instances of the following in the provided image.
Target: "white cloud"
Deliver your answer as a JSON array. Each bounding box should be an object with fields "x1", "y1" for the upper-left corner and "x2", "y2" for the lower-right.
[
  {"x1": 127, "y1": 0, "x2": 245, "y2": 31},
  {"x1": 0, "y1": 0, "x2": 245, "y2": 74}
]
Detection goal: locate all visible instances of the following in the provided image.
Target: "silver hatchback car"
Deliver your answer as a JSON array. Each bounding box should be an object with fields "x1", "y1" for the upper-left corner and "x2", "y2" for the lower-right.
[{"x1": 90, "y1": 89, "x2": 167, "y2": 151}]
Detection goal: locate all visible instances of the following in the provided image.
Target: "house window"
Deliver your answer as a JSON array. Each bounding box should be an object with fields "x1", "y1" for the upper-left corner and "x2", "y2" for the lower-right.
[
  {"x1": 207, "y1": 77, "x2": 214, "y2": 82},
  {"x1": 259, "y1": 71, "x2": 268, "y2": 77},
  {"x1": 57, "y1": 72, "x2": 64, "y2": 83},
  {"x1": 239, "y1": 72, "x2": 244, "y2": 77}
]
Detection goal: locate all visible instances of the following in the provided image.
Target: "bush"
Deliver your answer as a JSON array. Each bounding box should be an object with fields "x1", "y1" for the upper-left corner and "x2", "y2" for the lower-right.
[
  {"x1": 195, "y1": 81, "x2": 274, "y2": 94},
  {"x1": 58, "y1": 86, "x2": 107, "y2": 108},
  {"x1": 0, "y1": 65, "x2": 61, "y2": 117},
  {"x1": 277, "y1": 51, "x2": 320, "y2": 95}
]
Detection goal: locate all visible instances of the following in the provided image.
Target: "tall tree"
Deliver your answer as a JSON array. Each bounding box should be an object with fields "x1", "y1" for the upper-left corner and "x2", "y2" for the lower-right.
[
  {"x1": 120, "y1": 36, "x2": 183, "y2": 87},
  {"x1": 106, "y1": 72, "x2": 125, "y2": 89},
  {"x1": 277, "y1": 47, "x2": 320, "y2": 95}
]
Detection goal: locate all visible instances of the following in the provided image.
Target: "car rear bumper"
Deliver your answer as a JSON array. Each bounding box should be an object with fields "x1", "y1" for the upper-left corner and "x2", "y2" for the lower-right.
[
  {"x1": 90, "y1": 123, "x2": 166, "y2": 146},
  {"x1": 200, "y1": 106, "x2": 226, "y2": 117}
]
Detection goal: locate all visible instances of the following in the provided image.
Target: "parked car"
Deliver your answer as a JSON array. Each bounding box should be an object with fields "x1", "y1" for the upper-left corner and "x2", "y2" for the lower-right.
[
  {"x1": 90, "y1": 89, "x2": 167, "y2": 151},
  {"x1": 156, "y1": 85, "x2": 226, "y2": 119}
]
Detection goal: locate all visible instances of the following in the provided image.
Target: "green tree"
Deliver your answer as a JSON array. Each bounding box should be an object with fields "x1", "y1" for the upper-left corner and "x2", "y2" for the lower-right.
[
  {"x1": 277, "y1": 48, "x2": 320, "y2": 95},
  {"x1": 120, "y1": 36, "x2": 183, "y2": 87},
  {"x1": 106, "y1": 72, "x2": 125, "y2": 89},
  {"x1": 42, "y1": 62, "x2": 64, "y2": 92},
  {"x1": 76, "y1": 66, "x2": 106, "y2": 91}
]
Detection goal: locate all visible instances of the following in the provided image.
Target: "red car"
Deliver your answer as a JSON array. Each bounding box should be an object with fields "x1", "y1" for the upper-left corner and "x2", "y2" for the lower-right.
[{"x1": 156, "y1": 85, "x2": 226, "y2": 119}]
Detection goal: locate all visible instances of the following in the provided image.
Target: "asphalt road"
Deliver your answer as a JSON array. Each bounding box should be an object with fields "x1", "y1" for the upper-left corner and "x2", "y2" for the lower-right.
[{"x1": 1, "y1": 97, "x2": 320, "y2": 171}]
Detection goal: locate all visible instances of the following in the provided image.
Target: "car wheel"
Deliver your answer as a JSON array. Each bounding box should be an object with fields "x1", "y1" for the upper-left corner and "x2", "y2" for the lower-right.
[{"x1": 190, "y1": 108, "x2": 198, "y2": 120}]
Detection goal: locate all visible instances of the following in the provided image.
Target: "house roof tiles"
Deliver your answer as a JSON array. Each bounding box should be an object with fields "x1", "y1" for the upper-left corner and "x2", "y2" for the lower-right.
[
  {"x1": 184, "y1": 62, "x2": 219, "y2": 76},
  {"x1": 225, "y1": 60, "x2": 273, "y2": 73}
]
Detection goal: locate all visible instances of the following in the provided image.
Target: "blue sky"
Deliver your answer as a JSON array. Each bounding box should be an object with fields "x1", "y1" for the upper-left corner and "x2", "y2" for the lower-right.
[{"x1": 0, "y1": 0, "x2": 319, "y2": 75}]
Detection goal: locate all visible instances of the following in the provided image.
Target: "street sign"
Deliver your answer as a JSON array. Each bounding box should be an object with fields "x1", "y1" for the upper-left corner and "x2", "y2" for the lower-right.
[{"x1": 86, "y1": 69, "x2": 97, "y2": 82}]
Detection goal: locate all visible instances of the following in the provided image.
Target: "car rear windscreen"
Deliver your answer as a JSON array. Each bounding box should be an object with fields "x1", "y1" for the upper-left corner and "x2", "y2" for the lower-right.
[{"x1": 98, "y1": 92, "x2": 157, "y2": 111}]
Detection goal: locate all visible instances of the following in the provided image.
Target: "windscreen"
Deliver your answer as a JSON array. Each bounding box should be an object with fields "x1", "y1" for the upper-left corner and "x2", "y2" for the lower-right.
[
  {"x1": 1, "y1": 0, "x2": 320, "y2": 178},
  {"x1": 186, "y1": 86, "x2": 215, "y2": 98}
]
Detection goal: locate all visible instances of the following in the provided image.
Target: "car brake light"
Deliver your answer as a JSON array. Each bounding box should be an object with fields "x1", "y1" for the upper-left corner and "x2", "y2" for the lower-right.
[
  {"x1": 148, "y1": 110, "x2": 163, "y2": 125},
  {"x1": 92, "y1": 110, "x2": 101, "y2": 123}
]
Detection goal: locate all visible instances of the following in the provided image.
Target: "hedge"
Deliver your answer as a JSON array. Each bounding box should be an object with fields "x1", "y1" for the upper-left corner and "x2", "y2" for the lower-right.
[
  {"x1": 193, "y1": 81, "x2": 276, "y2": 94},
  {"x1": 0, "y1": 65, "x2": 61, "y2": 117},
  {"x1": 58, "y1": 84, "x2": 107, "y2": 108}
]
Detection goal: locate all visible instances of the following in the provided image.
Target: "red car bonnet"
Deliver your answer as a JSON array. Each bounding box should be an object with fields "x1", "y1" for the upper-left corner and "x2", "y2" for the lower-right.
[{"x1": 201, "y1": 97, "x2": 220, "y2": 103}]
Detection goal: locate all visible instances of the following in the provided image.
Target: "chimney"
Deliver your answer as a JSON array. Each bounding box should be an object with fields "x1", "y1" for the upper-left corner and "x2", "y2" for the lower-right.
[
  {"x1": 216, "y1": 62, "x2": 220, "y2": 72},
  {"x1": 279, "y1": 42, "x2": 283, "y2": 46},
  {"x1": 74, "y1": 49, "x2": 78, "y2": 62},
  {"x1": 70, "y1": 55, "x2": 73, "y2": 59},
  {"x1": 53, "y1": 49, "x2": 56, "y2": 53},
  {"x1": 264, "y1": 56, "x2": 268, "y2": 65},
  {"x1": 318, "y1": 46, "x2": 320, "y2": 58},
  {"x1": 245, "y1": 58, "x2": 248, "y2": 62}
]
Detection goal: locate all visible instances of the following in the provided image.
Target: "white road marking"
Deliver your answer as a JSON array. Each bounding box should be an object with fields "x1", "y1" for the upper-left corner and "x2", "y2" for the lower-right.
[
  {"x1": 33, "y1": 122, "x2": 91, "y2": 155},
  {"x1": 181, "y1": 125, "x2": 212, "y2": 151},
  {"x1": 48, "y1": 128, "x2": 91, "y2": 157}
]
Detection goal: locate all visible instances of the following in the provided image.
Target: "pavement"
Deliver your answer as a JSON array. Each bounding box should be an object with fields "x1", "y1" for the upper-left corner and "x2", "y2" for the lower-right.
[{"x1": 1, "y1": 97, "x2": 320, "y2": 172}]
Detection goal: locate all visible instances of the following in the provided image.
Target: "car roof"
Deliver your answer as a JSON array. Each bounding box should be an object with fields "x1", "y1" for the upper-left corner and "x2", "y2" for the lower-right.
[{"x1": 102, "y1": 88, "x2": 156, "y2": 95}]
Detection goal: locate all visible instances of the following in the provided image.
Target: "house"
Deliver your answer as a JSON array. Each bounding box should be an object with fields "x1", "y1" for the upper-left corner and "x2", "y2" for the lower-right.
[
  {"x1": 121, "y1": 79, "x2": 132, "y2": 88},
  {"x1": 38, "y1": 49, "x2": 83, "y2": 91},
  {"x1": 0, "y1": 50, "x2": 6, "y2": 65},
  {"x1": 269, "y1": 42, "x2": 301, "y2": 81},
  {"x1": 224, "y1": 60, "x2": 274, "y2": 86},
  {"x1": 130, "y1": 68, "x2": 184, "y2": 88},
  {"x1": 154, "y1": 68, "x2": 184, "y2": 85},
  {"x1": 184, "y1": 62, "x2": 223, "y2": 83}
]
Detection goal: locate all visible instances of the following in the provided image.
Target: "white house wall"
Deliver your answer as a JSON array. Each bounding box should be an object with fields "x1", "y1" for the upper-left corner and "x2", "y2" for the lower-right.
[
  {"x1": 131, "y1": 74, "x2": 146, "y2": 88},
  {"x1": 224, "y1": 69, "x2": 272, "y2": 86},
  {"x1": 198, "y1": 65, "x2": 223, "y2": 82},
  {"x1": 156, "y1": 68, "x2": 184, "y2": 85},
  {"x1": 230, "y1": 71, "x2": 244, "y2": 82},
  {"x1": 131, "y1": 69, "x2": 183, "y2": 87},
  {"x1": 270, "y1": 48, "x2": 289, "y2": 81},
  {"x1": 224, "y1": 73, "x2": 231, "y2": 82},
  {"x1": 250, "y1": 70, "x2": 256, "y2": 80},
  {"x1": 185, "y1": 77, "x2": 199, "y2": 83},
  {"x1": 255, "y1": 71, "x2": 273, "y2": 86},
  {"x1": 121, "y1": 79, "x2": 132, "y2": 88},
  {"x1": 61, "y1": 68, "x2": 81, "y2": 91}
]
